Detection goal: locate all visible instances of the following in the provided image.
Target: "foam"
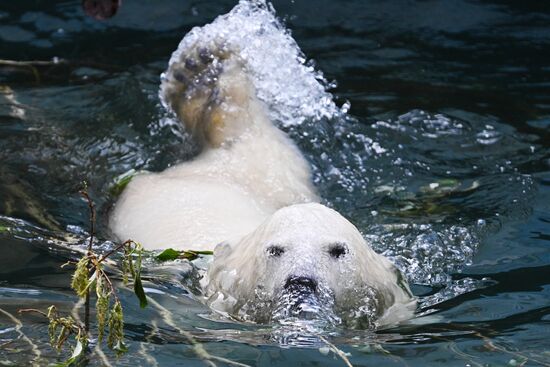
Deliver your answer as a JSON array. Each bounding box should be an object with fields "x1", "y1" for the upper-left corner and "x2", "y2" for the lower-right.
[{"x1": 160, "y1": 0, "x2": 344, "y2": 127}]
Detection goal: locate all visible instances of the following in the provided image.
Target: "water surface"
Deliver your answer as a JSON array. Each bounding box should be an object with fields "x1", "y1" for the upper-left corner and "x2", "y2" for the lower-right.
[{"x1": 1, "y1": 0, "x2": 549, "y2": 366}]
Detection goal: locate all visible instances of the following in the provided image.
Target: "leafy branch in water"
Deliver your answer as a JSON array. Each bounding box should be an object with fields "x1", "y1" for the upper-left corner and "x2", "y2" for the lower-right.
[
  {"x1": 15, "y1": 183, "x2": 228, "y2": 366},
  {"x1": 19, "y1": 185, "x2": 148, "y2": 365},
  {"x1": 19, "y1": 306, "x2": 87, "y2": 366},
  {"x1": 156, "y1": 248, "x2": 213, "y2": 262}
]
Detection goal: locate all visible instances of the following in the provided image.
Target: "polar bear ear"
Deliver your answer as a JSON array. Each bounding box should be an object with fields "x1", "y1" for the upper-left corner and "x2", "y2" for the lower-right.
[{"x1": 213, "y1": 241, "x2": 234, "y2": 258}]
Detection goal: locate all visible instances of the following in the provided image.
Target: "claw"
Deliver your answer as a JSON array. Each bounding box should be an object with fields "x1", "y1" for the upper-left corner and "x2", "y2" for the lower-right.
[
  {"x1": 198, "y1": 47, "x2": 213, "y2": 63},
  {"x1": 173, "y1": 71, "x2": 189, "y2": 85},
  {"x1": 185, "y1": 58, "x2": 198, "y2": 70}
]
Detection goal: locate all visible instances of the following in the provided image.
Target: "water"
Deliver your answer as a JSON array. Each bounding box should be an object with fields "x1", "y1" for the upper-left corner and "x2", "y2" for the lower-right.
[{"x1": 1, "y1": 0, "x2": 549, "y2": 365}]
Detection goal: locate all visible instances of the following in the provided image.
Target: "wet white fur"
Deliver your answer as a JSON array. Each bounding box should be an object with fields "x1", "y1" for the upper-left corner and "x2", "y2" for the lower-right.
[
  {"x1": 204, "y1": 203, "x2": 416, "y2": 327},
  {"x1": 109, "y1": 40, "x2": 416, "y2": 326},
  {"x1": 109, "y1": 60, "x2": 317, "y2": 250}
]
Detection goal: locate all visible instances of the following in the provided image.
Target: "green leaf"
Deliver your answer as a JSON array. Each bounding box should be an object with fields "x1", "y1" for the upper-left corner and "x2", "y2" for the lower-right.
[
  {"x1": 133, "y1": 274, "x2": 148, "y2": 308},
  {"x1": 112, "y1": 340, "x2": 128, "y2": 356},
  {"x1": 51, "y1": 339, "x2": 84, "y2": 367},
  {"x1": 69, "y1": 339, "x2": 84, "y2": 361},
  {"x1": 70, "y1": 258, "x2": 90, "y2": 298},
  {"x1": 156, "y1": 248, "x2": 214, "y2": 262},
  {"x1": 156, "y1": 248, "x2": 181, "y2": 262},
  {"x1": 95, "y1": 275, "x2": 111, "y2": 342},
  {"x1": 109, "y1": 169, "x2": 139, "y2": 197},
  {"x1": 0, "y1": 225, "x2": 9, "y2": 233},
  {"x1": 107, "y1": 301, "x2": 125, "y2": 354}
]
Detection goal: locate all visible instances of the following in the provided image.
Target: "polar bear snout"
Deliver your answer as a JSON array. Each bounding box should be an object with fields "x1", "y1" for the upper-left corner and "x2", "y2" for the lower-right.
[{"x1": 284, "y1": 275, "x2": 318, "y2": 295}]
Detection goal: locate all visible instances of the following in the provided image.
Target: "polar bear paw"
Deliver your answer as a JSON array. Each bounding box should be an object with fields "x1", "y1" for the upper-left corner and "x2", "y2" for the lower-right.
[
  {"x1": 161, "y1": 40, "x2": 251, "y2": 146},
  {"x1": 166, "y1": 41, "x2": 230, "y2": 94}
]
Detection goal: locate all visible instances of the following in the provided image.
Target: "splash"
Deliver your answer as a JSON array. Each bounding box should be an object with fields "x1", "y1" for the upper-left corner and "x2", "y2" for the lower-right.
[
  {"x1": 271, "y1": 283, "x2": 341, "y2": 327},
  {"x1": 372, "y1": 224, "x2": 481, "y2": 285},
  {"x1": 160, "y1": 0, "x2": 344, "y2": 127}
]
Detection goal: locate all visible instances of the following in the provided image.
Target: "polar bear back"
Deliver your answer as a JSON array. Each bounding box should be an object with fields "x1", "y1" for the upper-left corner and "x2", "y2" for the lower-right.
[
  {"x1": 109, "y1": 172, "x2": 272, "y2": 250},
  {"x1": 109, "y1": 106, "x2": 318, "y2": 250}
]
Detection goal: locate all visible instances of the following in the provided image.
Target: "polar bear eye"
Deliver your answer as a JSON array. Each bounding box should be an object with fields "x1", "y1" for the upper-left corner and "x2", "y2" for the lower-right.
[
  {"x1": 267, "y1": 245, "x2": 285, "y2": 257},
  {"x1": 328, "y1": 243, "x2": 348, "y2": 259}
]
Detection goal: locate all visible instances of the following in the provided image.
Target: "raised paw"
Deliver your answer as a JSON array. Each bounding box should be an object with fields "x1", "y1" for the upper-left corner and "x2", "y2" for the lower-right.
[
  {"x1": 160, "y1": 37, "x2": 259, "y2": 149},
  {"x1": 160, "y1": 40, "x2": 236, "y2": 141},
  {"x1": 163, "y1": 41, "x2": 231, "y2": 102}
]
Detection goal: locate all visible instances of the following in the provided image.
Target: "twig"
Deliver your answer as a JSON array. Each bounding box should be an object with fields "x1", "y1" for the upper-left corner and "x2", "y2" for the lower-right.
[
  {"x1": 96, "y1": 266, "x2": 120, "y2": 303},
  {"x1": 79, "y1": 188, "x2": 96, "y2": 334},
  {"x1": 79, "y1": 189, "x2": 96, "y2": 255},
  {"x1": 0, "y1": 340, "x2": 14, "y2": 348},
  {"x1": 96, "y1": 239, "x2": 136, "y2": 265},
  {"x1": 0, "y1": 58, "x2": 125, "y2": 85},
  {"x1": 1, "y1": 307, "x2": 42, "y2": 366},
  {"x1": 19, "y1": 308, "x2": 82, "y2": 335},
  {"x1": 448, "y1": 340, "x2": 484, "y2": 367},
  {"x1": 0, "y1": 59, "x2": 65, "y2": 67},
  {"x1": 70, "y1": 297, "x2": 85, "y2": 325},
  {"x1": 138, "y1": 342, "x2": 159, "y2": 367},
  {"x1": 0, "y1": 58, "x2": 65, "y2": 84},
  {"x1": 93, "y1": 344, "x2": 114, "y2": 367},
  {"x1": 474, "y1": 332, "x2": 550, "y2": 367},
  {"x1": 139, "y1": 319, "x2": 160, "y2": 367},
  {"x1": 147, "y1": 296, "x2": 251, "y2": 367},
  {"x1": 319, "y1": 335, "x2": 354, "y2": 367},
  {"x1": 18, "y1": 308, "x2": 48, "y2": 318}
]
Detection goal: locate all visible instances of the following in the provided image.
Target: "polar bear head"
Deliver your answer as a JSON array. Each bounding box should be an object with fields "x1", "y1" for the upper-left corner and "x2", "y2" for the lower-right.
[{"x1": 202, "y1": 203, "x2": 416, "y2": 329}]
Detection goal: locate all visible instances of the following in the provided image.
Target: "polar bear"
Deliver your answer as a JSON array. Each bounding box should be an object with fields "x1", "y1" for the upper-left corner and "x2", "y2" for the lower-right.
[{"x1": 109, "y1": 39, "x2": 416, "y2": 327}]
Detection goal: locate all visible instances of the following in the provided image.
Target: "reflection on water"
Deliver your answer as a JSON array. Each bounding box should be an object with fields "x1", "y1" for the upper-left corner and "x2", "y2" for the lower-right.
[{"x1": 1, "y1": 0, "x2": 550, "y2": 366}]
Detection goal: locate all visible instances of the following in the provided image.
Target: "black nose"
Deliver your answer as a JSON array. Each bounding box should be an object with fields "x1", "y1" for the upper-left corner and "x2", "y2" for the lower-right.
[{"x1": 284, "y1": 276, "x2": 317, "y2": 293}]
